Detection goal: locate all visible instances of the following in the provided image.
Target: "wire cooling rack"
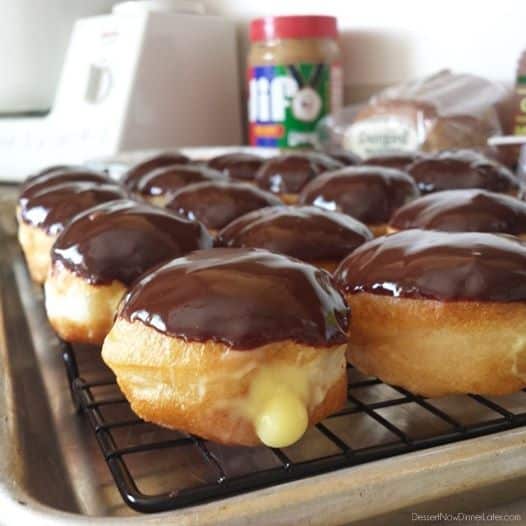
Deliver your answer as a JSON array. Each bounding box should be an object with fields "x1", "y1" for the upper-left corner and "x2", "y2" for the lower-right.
[{"x1": 61, "y1": 340, "x2": 526, "y2": 514}]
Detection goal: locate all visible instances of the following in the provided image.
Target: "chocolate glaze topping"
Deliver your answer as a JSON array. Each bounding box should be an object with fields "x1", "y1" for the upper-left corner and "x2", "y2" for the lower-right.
[
  {"x1": 52, "y1": 199, "x2": 212, "y2": 285},
  {"x1": 207, "y1": 152, "x2": 264, "y2": 181},
  {"x1": 22, "y1": 164, "x2": 83, "y2": 188},
  {"x1": 256, "y1": 152, "x2": 343, "y2": 195},
  {"x1": 326, "y1": 149, "x2": 361, "y2": 166},
  {"x1": 390, "y1": 189, "x2": 526, "y2": 234},
  {"x1": 135, "y1": 164, "x2": 226, "y2": 197},
  {"x1": 299, "y1": 166, "x2": 419, "y2": 225},
  {"x1": 121, "y1": 152, "x2": 190, "y2": 190},
  {"x1": 166, "y1": 181, "x2": 282, "y2": 230},
  {"x1": 119, "y1": 248, "x2": 349, "y2": 349},
  {"x1": 216, "y1": 206, "x2": 373, "y2": 262},
  {"x1": 19, "y1": 168, "x2": 111, "y2": 207},
  {"x1": 20, "y1": 181, "x2": 128, "y2": 235},
  {"x1": 334, "y1": 229, "x2": 526, "y2": 302},
  {"x1": 407, "y1": 149, "x2": 519, "y2": 194},
  {"x1": 362, "y1": 151, "x2": 423, "y2": 171}
]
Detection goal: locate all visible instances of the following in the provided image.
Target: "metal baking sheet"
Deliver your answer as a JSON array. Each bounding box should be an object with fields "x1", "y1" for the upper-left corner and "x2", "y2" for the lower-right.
[{"x1": 1, "y1": 149, "x2": 526, "y2": 525}]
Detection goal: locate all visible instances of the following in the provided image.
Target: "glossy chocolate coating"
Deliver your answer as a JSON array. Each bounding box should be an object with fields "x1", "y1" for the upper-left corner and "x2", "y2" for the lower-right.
[
  {"x1": 390, "y1": 189, "x2": 526, "y2": 234},
  {"x1": 326, "y1": 150, "x2": 361, "y2": 166},
  {"x1": 19, "y1": 168, "x2": 111, "y2": 207},
  {"x1": 407, "y1": 150, "x2": 519, "y2": 194},
  {"x1": 207, "y1": 152, "x2": 264, "y2": 182},
  {"x1": 52, "y1": 199, "x2": 212, "y2": 285},
  {"x1": 22, "y1": 164, "x2": 83, "y2": 188},
  {"x1": 362, "y1": 151, "x2": 423, "y2": 171},
  {"x1": 20, "y1": 181, "x2": 128, "y2": 235},
  {"x1": 121, "y1": 152, "x2": 190, "y2": 190},
  {"x1": 255, "y1": 152, "x2": 343, "y2": 195},
  {"x1": 135, "y1": 164, "x2": 226, "y2": 197},
  {"x1": 216, "y1": 206, "x2": 373, "y2": 262},
  {"x1": 119, "y1": 248, "x2": 349, "y2": 349},
  {"x1": 299, "y1": 166, "x2": 419, "y2": 225},
  {"x1": 335, "y1": 229, "x2": 526, "y2": 302},
  {"x1": 166, "y1": 181, "x2": 282, "y2": 230}
]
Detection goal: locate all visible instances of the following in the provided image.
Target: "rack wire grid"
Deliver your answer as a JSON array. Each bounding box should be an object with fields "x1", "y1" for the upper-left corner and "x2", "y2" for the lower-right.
[{"x1": 61, "y1": 339, "x2": 526, "y2": 514}]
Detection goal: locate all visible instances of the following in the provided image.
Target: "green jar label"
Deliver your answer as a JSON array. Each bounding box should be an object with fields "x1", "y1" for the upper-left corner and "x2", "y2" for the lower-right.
[{"x1": 248, "y1": 63, "x2": 341, "y2": 148}]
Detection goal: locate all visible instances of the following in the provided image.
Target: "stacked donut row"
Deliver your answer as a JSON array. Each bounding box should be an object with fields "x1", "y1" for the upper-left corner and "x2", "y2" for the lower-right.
[{"x1": 16, "y1": 148, "x2": 526, "y2": 449}]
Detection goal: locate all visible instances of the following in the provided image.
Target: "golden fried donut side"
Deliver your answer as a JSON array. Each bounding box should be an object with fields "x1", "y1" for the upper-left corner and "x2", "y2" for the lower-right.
[
  {"x1": 45, "y1": 264, "x2": 127, "y2": 345},
  {"x1": 102, "y1": 319, "x2": 347, "y2": 446},
  {"x1": 345, "y1": 292, "x2": 526, "y2": 397},
  {"x1": 18, "y1": 220, "x2": 56, "y2": 284}
]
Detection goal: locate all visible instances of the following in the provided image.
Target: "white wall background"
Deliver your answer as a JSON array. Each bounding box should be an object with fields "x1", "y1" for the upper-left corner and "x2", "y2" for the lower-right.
[{"x1": 206, "y1": 0, "x2": 525, "y2": 99}]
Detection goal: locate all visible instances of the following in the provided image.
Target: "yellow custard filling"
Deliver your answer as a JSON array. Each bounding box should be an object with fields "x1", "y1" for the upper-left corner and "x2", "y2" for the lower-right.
[
  {"x1": 216, "y1": 347, "x2": 345, "y2": 447},
  {"x1": 102, "y1": 319, "x2": 346, "y2": 447}
]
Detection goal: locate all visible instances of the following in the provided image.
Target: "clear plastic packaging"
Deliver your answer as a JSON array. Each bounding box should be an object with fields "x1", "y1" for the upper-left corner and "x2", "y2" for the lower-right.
[{"x1": 317, "y1": 70, "x2": 508, "y2": 158}]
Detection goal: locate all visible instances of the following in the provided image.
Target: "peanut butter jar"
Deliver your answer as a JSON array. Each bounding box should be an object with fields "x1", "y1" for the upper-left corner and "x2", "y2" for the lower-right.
[{"x1": 248, "y1": 15, "x2": 342, "y2": 149}]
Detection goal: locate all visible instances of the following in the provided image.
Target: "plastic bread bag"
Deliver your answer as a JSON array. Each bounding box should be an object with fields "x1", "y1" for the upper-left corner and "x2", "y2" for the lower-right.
[{"x1": 317, "y1": 70, "x2": 508, "y2": 159}]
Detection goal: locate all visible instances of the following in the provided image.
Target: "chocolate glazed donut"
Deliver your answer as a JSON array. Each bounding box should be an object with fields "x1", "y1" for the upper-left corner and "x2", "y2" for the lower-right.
[
  {"x1": 20, "y1": 164, "x2": 90, "y2": 191},
  {"x1": 45, "y1": 199, "x2": 212, "y2": 345},
  {"x1": 389, "y1": 189, "x2": 526, "y2": 236},
  {"x1": 325, "y1": 149, "x2": 361, "y2": 166},
  {"x1": 407, "y1": 149, "x2": 519, "y2": 194},
  {"x1": 207, "y1": 152, "x2": 265, "y2": 182},
  {"x1": 18, "y1": 168, "x2": 112, "y2": 209},
  {"x1": 299, "y1": 165, "x2": 419, "y2": 235},
  {"x1": 255, "y1": 152, "x2": 343, "y2": 204},
  {"x1": 102, "y1": 248, "x2": 349, "y2": 447},
  {"x1": 361, "y1": 151, "x2": 423, "y2": 171},
  {"x1": 121, "y1": 152, "x2": 190, "y2": 191},
  {"x1": 166, "y1": 180, "x2": 283, "y2": 233},
  {"x1": 19, "y1": 181, "x2": 128, "y2": 236},
  {"x1": 134, "y1": 164, "x2": 226, "y2": 207},
  {"x1": 334, "y1": 229, "x2": 526, "y2": 396},
  {"x1": 216, "y1": 205, "x2": 373, "y2": 272},
  {"x1": 17, "y1": 180, "x2": 128, "y2": 283}
]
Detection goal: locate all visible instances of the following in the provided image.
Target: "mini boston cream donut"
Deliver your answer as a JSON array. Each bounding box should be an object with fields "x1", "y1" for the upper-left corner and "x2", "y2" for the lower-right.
[
  {"x1": 18, "y1": 180, "x2": 127, "y2": 283},
  {"x1": 407, "y1": 149, "x2": 519, "y2": 195},
  {"x1": 134, "y1": 164, "x2": 226, "y2": 207},
  {"x1": 207, "y1": 152, "x2": 264, "y2": 182},
  {"x1": 165, "y1": 180, "x2": 282, "y2": 234},
  {"x1": 325, "y1": 149, "x2": 361, "y2": 166},
  {"x1": 334, "y1": 229, "x2": 526, "y2": 397},
  {"x1": 21, "y1": 164, "x2": 88, "y2": 190},
  {"x1": 18, "y1": 167, "x2": 112, "y2": 210},
  {"x1": 389, "y1": 189, "x2": 526, "y2": 237},
  {"x1": 255, "y1": 152, "x2": 343, "y2": 204},
  {"x1": 361, "y1": 151, "x2": 423, "y2": 171},
  {"x1": 101, "y1": 248, "x2": 348, "y2": 447},
  {"x1": 299, "y1": 166, "x2": 420, "y2": 236},
  {"x1": 216, "y1": 205, "x2": 373, "y2": 272},
  {"x1": 45, "y1": 199, "x2": 212, "y2": 345},
  {"x1": 121, "y1": 152, "x2": 190, "y2": 191}
]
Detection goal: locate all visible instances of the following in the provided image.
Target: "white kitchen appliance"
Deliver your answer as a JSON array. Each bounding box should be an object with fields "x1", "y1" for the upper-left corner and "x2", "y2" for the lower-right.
[
  {"x1": 0, "y1": 1, "x2": 242, "y2": 181},
  {"x1": 1, "y1": 0, "x2": 120, "y2": 114}
]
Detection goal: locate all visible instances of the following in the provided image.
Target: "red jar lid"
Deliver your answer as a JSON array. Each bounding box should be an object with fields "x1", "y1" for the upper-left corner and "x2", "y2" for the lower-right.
[{"x1": 250, "y1": 15, "x2": 338, "y2": 42}]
